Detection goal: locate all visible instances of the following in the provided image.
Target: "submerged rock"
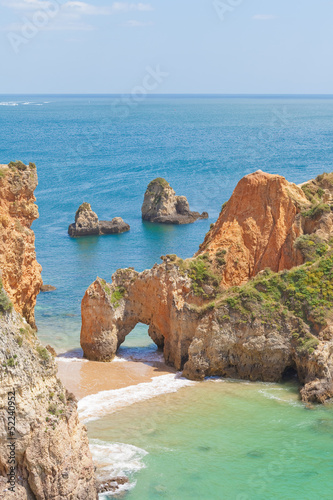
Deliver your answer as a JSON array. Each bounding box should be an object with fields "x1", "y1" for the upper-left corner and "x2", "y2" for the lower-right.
[
  {"x1": 40, "y1": 284, "x2": 56, "y2": 292},
  {"x1": 81, "y1": 170, "x2": 333, "y2": 404},
  {"x1": 68, "y1": 203, "x2": 130, "y2": 237},
  {"x1": 142, "y1": 178, "x2": 208, "y2": 224}
]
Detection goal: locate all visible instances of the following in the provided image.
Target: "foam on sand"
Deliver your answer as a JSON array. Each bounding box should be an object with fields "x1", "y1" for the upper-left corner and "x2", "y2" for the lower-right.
[
  {"x1": 90, "y1": 439, "x2": 148, "y2": 498},
  {"x1": 78, "y1": 373, "x2": 196, "y2": 423}
]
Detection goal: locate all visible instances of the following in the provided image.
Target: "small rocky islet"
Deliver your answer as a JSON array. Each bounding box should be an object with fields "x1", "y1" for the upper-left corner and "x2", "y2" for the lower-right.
[
  {"x1": 141, "y1": 177, "x2": 208, "y2": 224},
  {"x1": 68, "y1": 202, "x2": 130, "y2": 237}
]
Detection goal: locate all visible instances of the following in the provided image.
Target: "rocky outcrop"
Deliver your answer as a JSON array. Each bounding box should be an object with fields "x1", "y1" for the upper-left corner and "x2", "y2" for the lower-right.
[
  {"x1": 99, "y1": 217, "x2": 130, "y2": 235},
  {"x1": 40, "y1": 284, "x2": 56, "y2": 292},
  {"x1": 0, "y1": 162, "x2": 43, "y2": 327},
  {"x1": 68, "y1": 203, "x2": 130, "y2": 237},
  {"x1": 197, "y1": 170, "x2": 312, "y2": 287},
  {"x1": 0, "y1": 301, "x2": 97, "y2": 499},
  {"x1": 0, "y1": 162, "x2": 97, "y2": 499},
  {"x1": 81, "y1": 171, "x2": 333, "y2": 403},
  {"x1": 142, "y1": 178, "x2": 208, "y2": 224}
]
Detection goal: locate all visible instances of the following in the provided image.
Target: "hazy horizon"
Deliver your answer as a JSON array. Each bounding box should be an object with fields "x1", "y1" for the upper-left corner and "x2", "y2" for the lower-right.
[{"x1": 1, "y1": 0, "x2": 332, "y2": 95}]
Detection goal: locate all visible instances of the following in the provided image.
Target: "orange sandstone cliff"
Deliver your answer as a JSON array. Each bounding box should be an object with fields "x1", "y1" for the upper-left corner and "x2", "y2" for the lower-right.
[
  {"x1": 0, "y1": 162, "x2": 42, "y2": 327},
  {"x1": 81, "y1": 171, "x2": 333, "y2": 403},
  {"x1": 0, "y1": 162, "x2": 97, "y2": 499},
  {"x1": 196, "y1": 170, "x2": 311, "y2": 287}
]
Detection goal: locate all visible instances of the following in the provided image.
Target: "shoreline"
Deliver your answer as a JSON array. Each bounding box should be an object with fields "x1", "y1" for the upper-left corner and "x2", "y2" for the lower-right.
[{"x1": 56, "y1": 353, "x2": 177, "y2": 401}]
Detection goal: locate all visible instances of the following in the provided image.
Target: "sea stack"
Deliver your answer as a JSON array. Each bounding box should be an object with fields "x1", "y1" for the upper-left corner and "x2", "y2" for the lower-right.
[
  {"x1": 68, "y1": 203, "x2": 130, "y2": 237},
  {"x1": 141, "y1": 178, "x2": 208, "y2": 224}
]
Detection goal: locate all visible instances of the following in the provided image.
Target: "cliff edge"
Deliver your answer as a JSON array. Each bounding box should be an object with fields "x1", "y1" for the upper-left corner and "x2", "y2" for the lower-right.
[
  {"x1": 0, "y1": 162, "x2": 97, "y2": 499},
  {"x1": 0, "y1": 162, "x2": 43, "y2": 327}
]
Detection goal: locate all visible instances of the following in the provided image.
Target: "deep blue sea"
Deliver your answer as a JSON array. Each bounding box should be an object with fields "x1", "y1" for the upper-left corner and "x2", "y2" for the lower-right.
[
  {"x1": 1, "y1": 95, "x2": 332, "y2": 351},
  {"x1": 1, "y1": 96, "x2": 333, "y2": 499}
]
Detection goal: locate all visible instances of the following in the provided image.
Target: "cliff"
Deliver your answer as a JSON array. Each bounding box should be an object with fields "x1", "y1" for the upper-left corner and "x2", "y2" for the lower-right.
[
  {"x1": 0, "y1": 162, "x2": 97, "y2": 499},
  {"x1": 196, "y1": 170, "x2": 312, "y2": 287},
  {"x1": 81, "y1": 171, "x2": 333, "y2": 403},
  {"x1": 0, "y1": 162, "x2": 43, "y2": 327},
  {"x1": 142, "y1": 178, "x2": 208, "y2": 224}
]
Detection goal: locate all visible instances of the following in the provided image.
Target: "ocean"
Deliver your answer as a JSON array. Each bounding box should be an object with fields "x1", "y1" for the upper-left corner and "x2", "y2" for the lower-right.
[{"x1": 1, "y1": 95, "x2": 333, "y2": 499}]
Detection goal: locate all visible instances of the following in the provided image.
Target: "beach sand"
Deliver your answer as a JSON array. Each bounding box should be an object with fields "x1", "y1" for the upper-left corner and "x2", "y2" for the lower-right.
[{"x1": 56, "y1": 356, "x2": 176, "y2": 400}]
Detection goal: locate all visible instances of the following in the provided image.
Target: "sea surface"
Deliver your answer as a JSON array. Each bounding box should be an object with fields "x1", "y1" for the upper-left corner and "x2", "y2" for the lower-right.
[{"x1": 1, "y1": 95, "x2": 333, "y2": 499}]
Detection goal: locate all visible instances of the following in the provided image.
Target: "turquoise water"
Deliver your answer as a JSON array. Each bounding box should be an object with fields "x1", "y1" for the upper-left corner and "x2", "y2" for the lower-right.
[
  {"x1": 87, "y1": 380, "x2": 333, "y2": 500},
  {"x1": 1, "y1": 95, "x2": 333, "y2": 498}
]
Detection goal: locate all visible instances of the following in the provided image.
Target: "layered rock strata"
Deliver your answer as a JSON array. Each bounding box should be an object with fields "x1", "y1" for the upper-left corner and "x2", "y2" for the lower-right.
[
  {"x1": 0, "y1": 303, "x2": 97, "y2": 499},
  {"x1": 0, "y1": 161, "x2": 97, "y2": 499},
  {"x1": 81, "y1": 171, "x2": 333, "y2": 403},
  {"x1": 141, "y1": 178, "x2": 208, "y2": 224},
  {"x1": 0, "y1": 162, "x2": 43, "y2": 327},
  {"x1": 68, "y1": 203, "x2": 130, "y2": 237}
]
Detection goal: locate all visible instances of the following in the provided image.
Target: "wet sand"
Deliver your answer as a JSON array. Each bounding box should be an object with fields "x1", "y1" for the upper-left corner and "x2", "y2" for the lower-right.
[{"x1": 57, "y1": 357, "x2": 176, "y2": 400}]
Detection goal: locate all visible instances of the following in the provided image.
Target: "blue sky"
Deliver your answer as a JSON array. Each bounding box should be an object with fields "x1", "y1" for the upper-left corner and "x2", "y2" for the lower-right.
[{"x1": 0, "y1": 0, "x2": 332, "y2": 94}]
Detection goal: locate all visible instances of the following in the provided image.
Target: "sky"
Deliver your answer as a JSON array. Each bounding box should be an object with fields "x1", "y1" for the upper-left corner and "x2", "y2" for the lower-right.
[{"x1": 0, "y1": 0, "x2": 332, "y2": 94}]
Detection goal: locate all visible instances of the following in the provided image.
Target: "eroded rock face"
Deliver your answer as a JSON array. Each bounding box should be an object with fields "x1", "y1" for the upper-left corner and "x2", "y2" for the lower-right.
[
  {"x1": 141, "y1": 178, "x2": 208, "y2": 224},
  {"x1": 0, "y1": 162, "x2": 42, "y2": 328},
  {"x1": 0, "y1": 162, "x2": 97, "y2": 499},
  {"x1": 197, "y1": 170, "x2": 311, "y2": 287},
  {"x1": 99, "y1": 217, "x2": 130, "y2": 235},
  {"x1": 81, "y1": 171, "x2": 333, "y2": 403},
  {"x1": 68, "y1": 203, "x2": 130, "y2": 237},
  {"x1": 0, "y1": 307, "x2": 97, "y2": 499}
]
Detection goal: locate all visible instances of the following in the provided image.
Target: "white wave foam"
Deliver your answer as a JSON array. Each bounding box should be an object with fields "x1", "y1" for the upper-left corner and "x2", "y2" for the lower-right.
[
  {"x1": 90, "y1": 439, "x2": 148, "y2": 498},
  {"x1": 116, "y1": 345, "x2": 165, "y2": 364},
  {"x1": 258, "y1": 389, "x2": 302, "y2": 407},
  {"x1": 0, "y1": 101, "x2": 46, "y2": 107},
  {"x1": 0, "y1": 102, "x2": 19, "y2": 106},
  {"x1": 56, "y1": 356, "x2": 89, "y2": 363},
  {"x1": 78, "y1": 373, "x2": 196, "y2": 423}
]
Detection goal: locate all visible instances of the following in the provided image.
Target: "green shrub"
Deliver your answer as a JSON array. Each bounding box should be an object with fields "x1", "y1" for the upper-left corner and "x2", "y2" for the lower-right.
[
  {"x1": 111, "y1": 286, "x2": 126, "y2": 307},
  {"x1": 36, "y1": 345, "x2": 50, "y2": 361},
  {"x1": 8, "y1": 161, "x2": 27, "y2": 171},
  {"x1": 295, "y1": 234, "x2": 328, "y2": 262},
  {"x1": 148, "y1": 178, "x2": 169, "y2": 189},
  {"x1": 0, "y1": 280, "x2": 13, "y2": 313},
  {"x1": 303, "y1": 203, "x2": 331, "y2": 219}
]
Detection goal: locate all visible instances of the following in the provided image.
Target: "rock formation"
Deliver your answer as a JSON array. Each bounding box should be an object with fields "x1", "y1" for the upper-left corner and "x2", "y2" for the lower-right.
[
  {"x1": 196, "y1": 170, "x2": 312, "y2": 287},
  {"x1": 0, "y1": 162, "x2": 43, "y2": 328},
  {"x1": 68, "y1": 203, "x2": 130, "y2": 237},
  {"x1": 0, "y1": 162, "x2": 97, "y2": 499},
  {"x1": 81, "y1": 171, "x2": 333, "y2": 403},
  {"x1": 141, "y1": 178, "x2": 208, "y2": 224}
]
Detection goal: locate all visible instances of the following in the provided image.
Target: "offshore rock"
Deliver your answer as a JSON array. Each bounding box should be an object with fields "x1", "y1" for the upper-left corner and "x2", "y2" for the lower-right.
[
  {"x1": 141, "y1": 178, "x2": 208, "y2": 224},
  {"x1": 68, "y1": 203, "x2": 130, "y2": 237},
  {"x1": 99, "y1": 217, "x2": 130, "y2": 235}
]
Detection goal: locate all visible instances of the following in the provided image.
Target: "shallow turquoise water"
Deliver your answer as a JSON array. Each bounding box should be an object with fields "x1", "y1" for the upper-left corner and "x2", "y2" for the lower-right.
[
  {"x1": 1, "y1": 95, "x2": 333, "y2": 498},
  {"x1": 87, "y1": 380, "x2": 333, "y2": 500}
]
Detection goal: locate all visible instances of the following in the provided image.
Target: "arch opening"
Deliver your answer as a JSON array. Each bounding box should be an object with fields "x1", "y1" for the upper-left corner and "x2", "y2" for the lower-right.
[{"x1": 117, "y1": 323, "x2": 164, "y2": 362}]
